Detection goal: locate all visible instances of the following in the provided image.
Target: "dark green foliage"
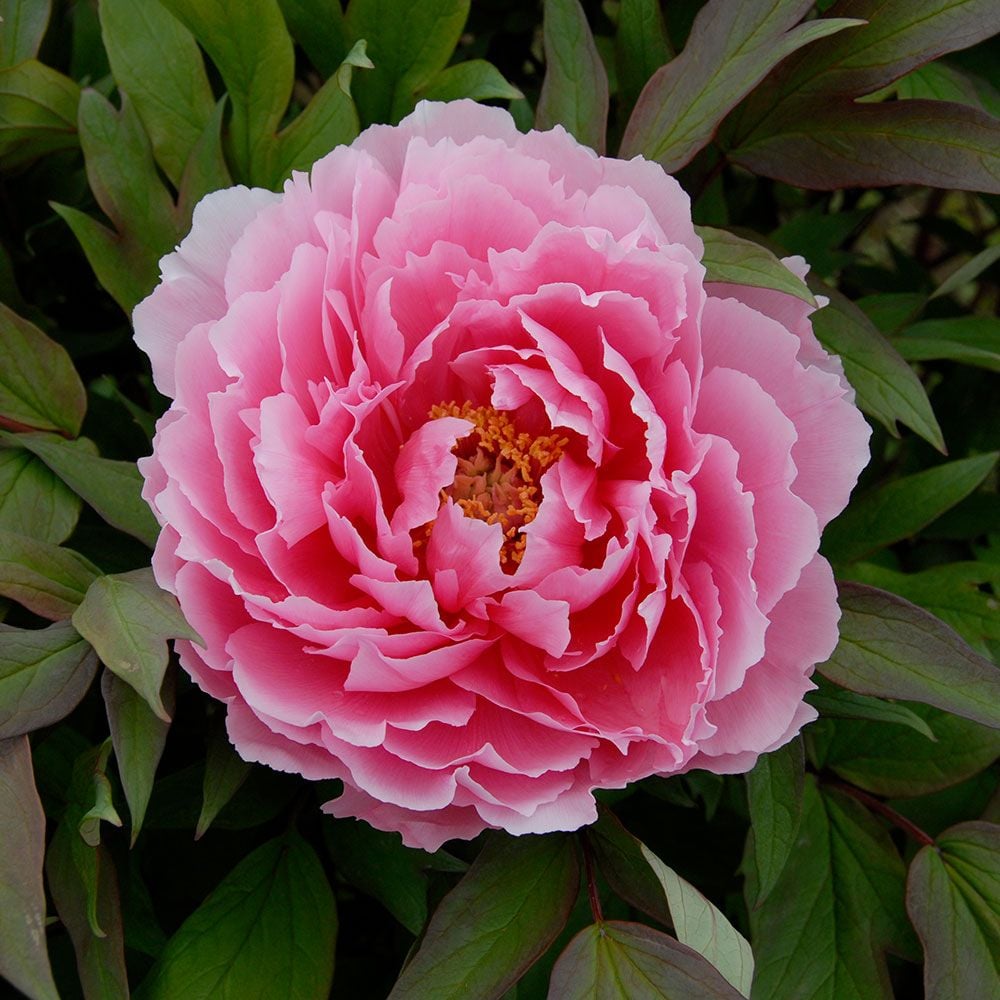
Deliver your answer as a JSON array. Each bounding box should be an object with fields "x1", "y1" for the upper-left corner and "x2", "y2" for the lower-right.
[{"x1": 0, "y1": 1, "x2": 998, "y2": 997}]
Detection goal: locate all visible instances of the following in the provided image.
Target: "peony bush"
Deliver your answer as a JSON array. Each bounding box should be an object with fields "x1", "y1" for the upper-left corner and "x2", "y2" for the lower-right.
[
  {"x1": 3, "y1": 2, "x2": 998, "y2": 997},
  {"x1": 136, "y1": 101, "x2": 869, "y2": 850}
]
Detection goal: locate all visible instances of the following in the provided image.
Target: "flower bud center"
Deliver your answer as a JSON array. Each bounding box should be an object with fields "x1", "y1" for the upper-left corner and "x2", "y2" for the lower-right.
[{"x1": 429, "y1": 401, "x2": 567, "y2": 567}]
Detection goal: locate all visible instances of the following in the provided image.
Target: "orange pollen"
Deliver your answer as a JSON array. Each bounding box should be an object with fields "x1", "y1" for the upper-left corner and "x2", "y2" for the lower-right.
[{"x1": 425, "y1": 401, "x2": 568, "y2": 568}]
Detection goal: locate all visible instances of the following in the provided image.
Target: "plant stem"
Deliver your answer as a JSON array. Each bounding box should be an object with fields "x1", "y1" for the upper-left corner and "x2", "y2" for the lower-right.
[
  {"x1": 580, "y1": 833, "x2": 604, "y2": 923},
  {"x1": 827, "y1": 780, "x2": 935, "y2": 847}
]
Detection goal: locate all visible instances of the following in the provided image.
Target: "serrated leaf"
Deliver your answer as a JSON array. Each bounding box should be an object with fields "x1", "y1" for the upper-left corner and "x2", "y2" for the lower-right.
[
  {"x1": 417, "y1": 59, "x2": 521, "y2": 104},
  {"x1": 620, "y1": 0, "x2": 861, "y2": 170},
  {"x1": 745, "y1": 739, "x2": 804, "y2": 908},
  {"x1": 807, "y1": 682, "x2": 936, "y2": 740},
  {"x1": 821, "y1": 703, "x2": 1000, "y2": 797},
  {"x1": 99, "y1": 0, "x2": 216, "y2": 185},
  {"x1": 0, "y1": 0, "x2": 52, "y2": 67},
  {"x1": 536, "y1": 0, "x2": 609, "y2": 153},
  {"x1": 0, "y1": 301, "x2": 86, "y2": 435},
  {"x1": 549, "y1": 921, "x2": 745, "y2": 999},
  {"x1": 0, "y1": 445, "x2": 81, "y2": 544},
  {"x1": 907, "y1": 821, "x2": 1000, "y2": 1000},
  {"x1": 640, "y1": 845, "x2": 754, "y2": 996},
  {"x1": 698, "y1": 226, "x2": 816, "y2": 304},
  {"x1": 587, "y1": 809, "x2": 673, "y2": 928},
  {"x1": 810, "y1": 286, "x2": 943, "y2": 449},
  {"x1": 0, "y1": 620, "x2": 97, "y2": 739},
  {"x1": 195, "y1": 727, "x2": 251, "y2": 840},
  {"x1": 277, "y1": 0, "x2": 349, "y2": 78},
  {"x1": 3, "y1": 431, "x2": 160, "y2": 547},
  {"x1": 0, "y1": 735, "x2": 59, "y2": 1000},
  {"x1": 821, "y1": 583, "x2": 1000, "y2": 730},
  {"x1": 137, "y1": 834, "x2": 337, "y2": 1000},
  {"x1": 0, "y1": 530, "x2": 100, "y2": 620},
  {"x1": 345, "y1": 0, "x2": 470, "y2": 125},
  {"x1": 161, "y1": 0, "x2": 295, "y2": 185},
  {"x1": 268, "y1": 40, "x2": 367, "y2": 184},
  {"x1": 615, "y1": 0, "x2": 671, "y2": 116},
  {"x1": 102, "y1": 669, "x2": 172, "y2": 844},
  {"x1": 388, "y1": 833, "x2": 579, "y2": 1000},
  {"x1": 730, "y1": 100, "x2": 1000, "y2": 193},
  {"x1": 72, "y1": 568, "x2": 199, "y2": 721},
  {"x1": 823, "y1": 452, "x2": 998, "y2": 564},
  {"x1": 0, "y1": 59, "x2": 79, "y2": 171},
  {"x1": 748, "y1": 779, "x2": 917, "y2": 1000}
]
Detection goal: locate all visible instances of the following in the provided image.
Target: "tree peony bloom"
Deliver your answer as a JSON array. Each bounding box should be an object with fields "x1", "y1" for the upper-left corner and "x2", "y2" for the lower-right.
[{"x1": 135, "y1": 101, "x2": 869, "y2": 851}]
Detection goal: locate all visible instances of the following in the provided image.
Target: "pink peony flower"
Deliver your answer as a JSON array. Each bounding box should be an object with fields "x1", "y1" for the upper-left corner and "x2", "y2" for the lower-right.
[{"x1": 135, "y1": 101, "x2": 869, "y2": 851}]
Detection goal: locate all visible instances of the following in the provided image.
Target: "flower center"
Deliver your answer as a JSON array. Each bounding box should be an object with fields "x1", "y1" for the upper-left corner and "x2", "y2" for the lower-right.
[{"x1": 429, "y1": 401, "x2": 567, "y2": 567}]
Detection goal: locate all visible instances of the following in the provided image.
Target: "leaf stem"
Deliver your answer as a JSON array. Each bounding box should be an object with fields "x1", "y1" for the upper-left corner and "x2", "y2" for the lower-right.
[
  {"x1": 826, "y1": 780, "x2": 935, "y2": 847},
  {"x1": 580, "y1": 832, "x2": 604, "y2": 923}
]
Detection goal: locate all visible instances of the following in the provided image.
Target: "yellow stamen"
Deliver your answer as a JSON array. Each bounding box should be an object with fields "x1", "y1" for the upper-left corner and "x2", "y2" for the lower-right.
[{"x1": 424, "y1": 402, "x2": 568, "y2": 568}]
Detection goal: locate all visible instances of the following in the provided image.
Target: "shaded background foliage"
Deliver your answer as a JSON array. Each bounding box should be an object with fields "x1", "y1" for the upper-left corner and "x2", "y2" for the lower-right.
[{"x1": 1, "y1": 1, "x2": 999, "y2": 998}]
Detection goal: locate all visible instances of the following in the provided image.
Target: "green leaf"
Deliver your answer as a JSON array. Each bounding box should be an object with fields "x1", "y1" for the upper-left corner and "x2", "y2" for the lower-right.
[
  {"x1": 895, "y1": 315, "x2": 1000, "y2": 372},
  {"x1": 277, "y1": 0, "x2": 349, "y2": 78},
  {"x1": 46, "y1": 742, "x2": 128, "y2": 997},
  {"x1": 345, "y1": 0, "x2": 470, "y2": 125},
  {"x1": 161, "y1": 0, "x2": 295, "y2": 185},
  {"x1": 99, "y1": 0, "x2": 216, "y2": 185},
  {"x1": 0, "y1": 0, "x2": 52, "y2": 67},
  {"x1": 536, "y1": 0, "x2": 609, "y2": 153},
  {"x1": 894, "y1": 59, "x2": 998, "y2": 113},
  {"x1": 268, "y1": 39, "x2": 368, "y2": 184},
  {"x1": 843, "y1": 561, "x2": 1000, "y2": 654},
  {"x1": 698, "y1": 226, "x2": 816, "y2": 305},
  {"x1": 0, "y1": 530, "x2": 100, "y2": 620},
  {"x1": 102, "y1": 669, "x2": 172, "y2": 844},
  {"x1": 640, "y1": 844, "x2": 754, "y2": 996},
  {"x1": 730, "y1": 0, "x2": 1000, "y2": 142},
  {"x1": 587, "y1": 809, "x2": 673, "y2": 928},
  {"x1": 387, "y1": 833, "x2": 579, "y2": 999},
  {"x1": 175, "y1": 97, "x2": 233, "y2": 226},
  {"x1": 549, "y1": 921, "x2": 745, "y2": 999},
  {"x1": 417, "y1": 59, "x2": 521, "y2": 103},
  {"x1": 745, "y1": 739, "x2": 804, "y2": 908},
  {"x1": 59, "y1": 89, "x2": 181, "y2": 313},
  {"x1": 0, "y1": 735, "x2": 59, "y2": 1000},
  {"x1": 195, "y1": 727, "x2": 251, "y2": 840},
  {"x1": 0, "y1": 445, "x2": 81, "y2": 544},
  {"x1": 323, "y1": 816, "x2": 463, "y2": 935},
  {"x1": 0, "y1": 302, "x2": 86, "y2": 435},
  {"x1": 821, "y1": 703, "x2": 1000, "y2": 797},
  {"x1": 0, "y1": 620, "x2": 97, "y2": 739},
  {"x1": 810, "y1": 286, "x2": 944, "y2": 450},
  {"x1": 748, "y1": 779, "x2": 917, "y2": 1000},
  {"x1": 821, "y1": 583, "x2": 1000, "y2": 730},
  {"x1": 615, "y1": 0, "x2": 672, "y2": 116},
  {"x1": 72, "y1": 568, "x2": 199, "y2": 721},
  {"x1": 807, "y1": 681, "x2": 937, "y2": 740},
  {"x1": 730, "y1": 100, "x2": 1000, "y2": 193},
  {"x1": 619, "y1": 0, "x2": 861, "y2": 170},
  {"x1": 137, "y1": 834, "x2": 337, "y2": 1000},
  {"x1": 907, "y1": 821, "x2": 1000, "y2": 1000},
  {"x1": 3, "y1": 431, "x2": 160, "y2": 547},
  {"x1": 0, "y1": 59, "x2": 79, "y2": 171},
  {"x1": 824, "y1": 453, "x2": 997, "y2": 564},
  {"x1": 931, "y1": 243, "x2": 1000, "y2": 300}
]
